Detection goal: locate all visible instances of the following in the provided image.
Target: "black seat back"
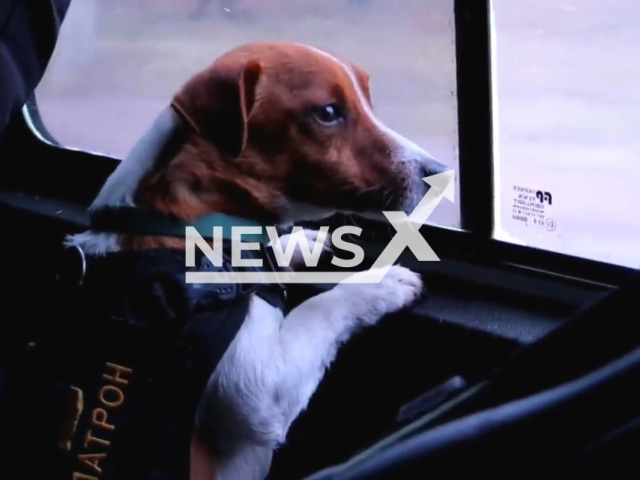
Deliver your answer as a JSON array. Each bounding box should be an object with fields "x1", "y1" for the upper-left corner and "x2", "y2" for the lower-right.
[
  {"x1": 0, "y1": 1, "x2": 71, "y2": 475},
  {"x1": 0, "y1": 0, "x2": 71, "y2": 141}
]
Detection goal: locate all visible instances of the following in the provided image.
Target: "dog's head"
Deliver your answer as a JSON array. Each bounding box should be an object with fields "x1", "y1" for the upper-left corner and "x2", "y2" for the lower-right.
[{"x1": 167, "y1": 41, "x2": 448, "y2": 223}]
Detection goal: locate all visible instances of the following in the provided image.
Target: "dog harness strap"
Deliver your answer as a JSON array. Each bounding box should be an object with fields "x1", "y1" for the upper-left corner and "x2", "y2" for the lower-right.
[
  {"x1": 18, "y1": 245, "x2": 280, "y2": 480},
  {"x1": 89, "y1": 205, "x2": 273, "y2": 244}
]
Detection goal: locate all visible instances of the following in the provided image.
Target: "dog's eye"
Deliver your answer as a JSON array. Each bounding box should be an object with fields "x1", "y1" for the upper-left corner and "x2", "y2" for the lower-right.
[{"x1": 311, "y1": 103, "x2": 344, "y2": 126}]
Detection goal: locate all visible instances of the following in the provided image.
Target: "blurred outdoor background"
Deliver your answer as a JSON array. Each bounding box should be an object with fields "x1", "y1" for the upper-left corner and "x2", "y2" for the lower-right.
[{"x1": 34, "y1": 0, "x2": 640, "y2": 268}]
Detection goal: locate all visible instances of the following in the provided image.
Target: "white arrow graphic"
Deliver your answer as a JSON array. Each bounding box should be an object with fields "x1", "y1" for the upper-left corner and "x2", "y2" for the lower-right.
[{"x1": 341, "y1": 170, "x2": 455, "y2": 283}]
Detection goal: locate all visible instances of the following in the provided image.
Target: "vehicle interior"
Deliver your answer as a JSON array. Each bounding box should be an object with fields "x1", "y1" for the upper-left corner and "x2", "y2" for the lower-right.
[{"x1": 1, "y1": 0, "x2": 639, "y2": 479}]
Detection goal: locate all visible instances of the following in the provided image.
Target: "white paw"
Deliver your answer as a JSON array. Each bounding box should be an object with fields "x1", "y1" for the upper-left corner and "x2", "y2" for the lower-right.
[
  {"x1": 275, "y1": 228, "x2": 332, "y2": 269},
  {"x1": 340, "y1": 265, "x2": 425, "y2": 325},
  {"x1": 378, "y1": 265, "x2": 424, "y2": 310}
]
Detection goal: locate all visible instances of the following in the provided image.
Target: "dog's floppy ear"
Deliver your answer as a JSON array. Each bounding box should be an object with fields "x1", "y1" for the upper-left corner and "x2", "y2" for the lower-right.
[
  {"x1": 349, "y1": 62, "x2": 372, "y2": 107},
  {"x1": 171, "y1": 59, "x2": 262, "y2": 158}
]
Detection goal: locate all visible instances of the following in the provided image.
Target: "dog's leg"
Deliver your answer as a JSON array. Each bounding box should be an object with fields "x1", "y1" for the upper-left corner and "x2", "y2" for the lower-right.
[
  {"x1": 199, "y1": 265, "x2": 423, "y2": 480},
  {"x1": 275, "y1": 228, "x2": 332, "y2": 270},
  {"x1": 271, "y1": 265, "x2": 424, "y2": 432}
]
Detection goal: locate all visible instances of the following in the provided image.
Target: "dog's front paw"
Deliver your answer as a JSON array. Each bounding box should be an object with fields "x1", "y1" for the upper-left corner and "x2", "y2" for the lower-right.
[
  {"x1": 276, "y1": 228, "x2": 332, "y2": 270},
  {"x1": 340, "y1": 265, "x2": 425, "y2": 325},
  {"x1": 377, "y1": 265, "x2": 425, "y2": 311}
]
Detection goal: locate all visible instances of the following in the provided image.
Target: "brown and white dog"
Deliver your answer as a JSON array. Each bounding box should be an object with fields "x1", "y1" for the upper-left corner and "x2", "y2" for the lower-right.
[{"x1": 67, "y1": 41, "x2": 448, "y2": 480}]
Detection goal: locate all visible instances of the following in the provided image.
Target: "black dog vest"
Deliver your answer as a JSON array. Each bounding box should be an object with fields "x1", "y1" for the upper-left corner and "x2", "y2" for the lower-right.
[{"x1": 21, "y1": 239, "x2": 288, "y2": 480}]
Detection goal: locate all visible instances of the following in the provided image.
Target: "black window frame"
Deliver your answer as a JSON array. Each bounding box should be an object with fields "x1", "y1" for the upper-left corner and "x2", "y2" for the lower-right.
[{"x1": 0, "y1": 0, "x2": 637, "y2": 329}]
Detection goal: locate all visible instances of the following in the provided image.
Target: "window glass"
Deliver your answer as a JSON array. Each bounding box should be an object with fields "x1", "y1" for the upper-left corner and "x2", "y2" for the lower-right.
[
  {"x1": 35, "y1": 0, "x2": 460, "y2": 228},
  {"x1": 492, "y1": 0, "x2": 640, "y2": 268}
]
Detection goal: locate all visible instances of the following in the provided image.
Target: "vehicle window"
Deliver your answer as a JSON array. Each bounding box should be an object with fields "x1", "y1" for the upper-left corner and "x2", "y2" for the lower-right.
[
  {"x1": 34, "y1": 0, "x2": 460, "y2": 228},
  {"x1": 492, "y1": 0, "x2": 640, "y2": 268}
]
